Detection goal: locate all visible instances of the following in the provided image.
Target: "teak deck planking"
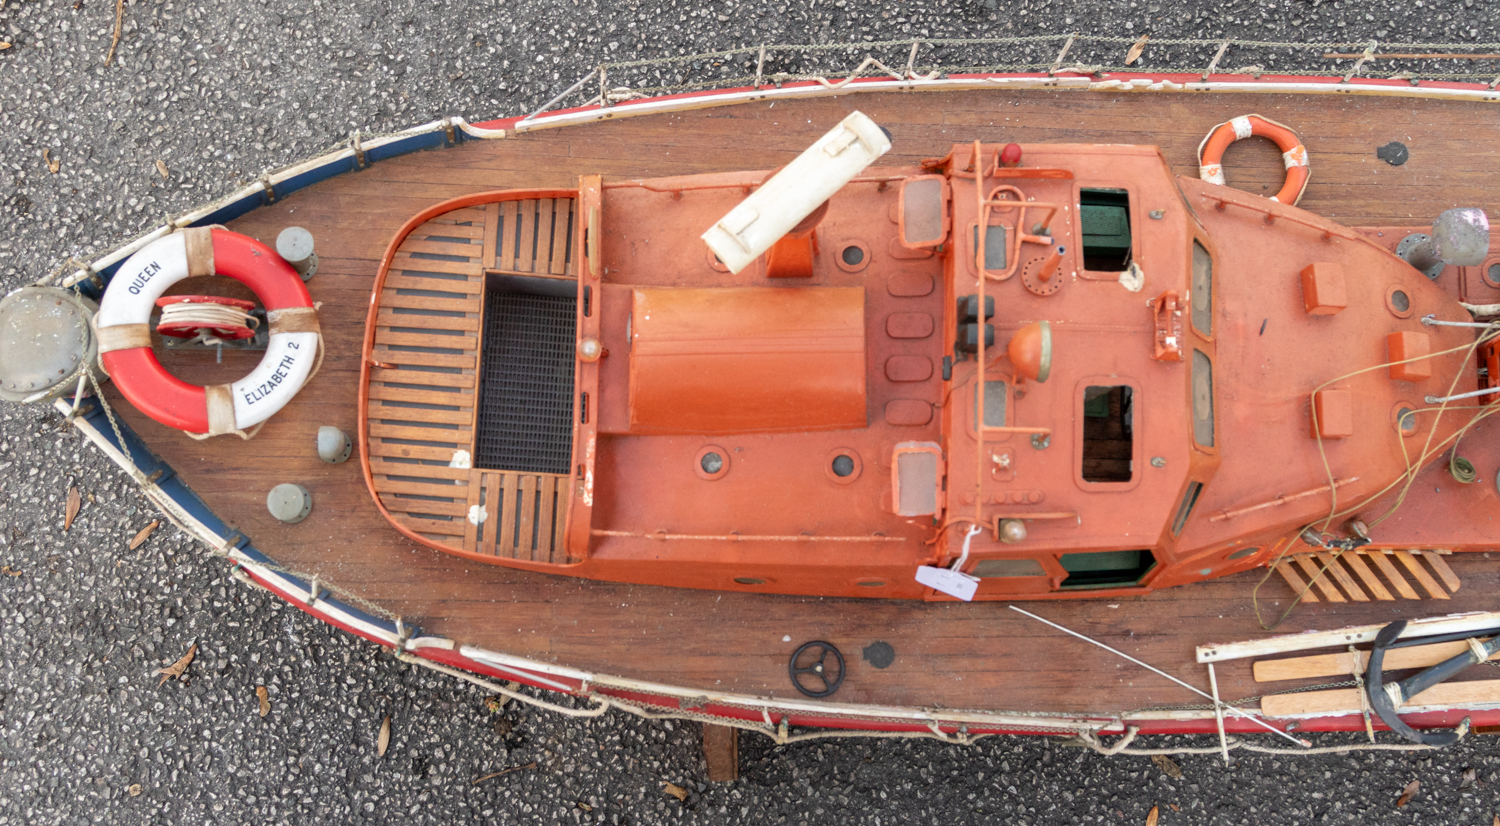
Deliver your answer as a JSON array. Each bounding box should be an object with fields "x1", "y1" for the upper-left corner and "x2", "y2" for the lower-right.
[{"x1": 104, "y1": 90, "x2": 1500, "y2": 717}]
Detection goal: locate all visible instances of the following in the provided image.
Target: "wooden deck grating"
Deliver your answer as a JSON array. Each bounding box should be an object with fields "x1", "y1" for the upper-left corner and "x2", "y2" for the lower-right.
[
  {"x1": 1273, "y1": 548, "x2": 1462, "y2": 603},
  {"x1": 366, "y1": 198, "x2": 578, "y2": 556}
]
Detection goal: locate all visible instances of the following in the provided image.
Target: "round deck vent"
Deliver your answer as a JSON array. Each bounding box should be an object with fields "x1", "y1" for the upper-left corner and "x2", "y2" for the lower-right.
[
  {"x1": 825, "y1": 448, "x2": 862, "y2": 484},
  {"x1": 695, "y1": 445, "x2": 730, "y2": 481},
  {"x1": 834, "y1": 241, "x2": 870, "y2": 273},
  {"x1": 1385, "y1": 286, "x2": 1414, "y2": 318}
]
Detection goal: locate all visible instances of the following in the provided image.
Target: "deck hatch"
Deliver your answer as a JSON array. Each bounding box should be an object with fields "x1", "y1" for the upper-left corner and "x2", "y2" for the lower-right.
[{"x1": 474, "y1": 277, "x2": 577, "y2": 474}]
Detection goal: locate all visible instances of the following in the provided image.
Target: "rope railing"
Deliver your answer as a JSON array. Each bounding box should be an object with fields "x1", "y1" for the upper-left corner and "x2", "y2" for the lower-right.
[{"x1": 550, "y1": 35, "x2": 1500, "y2": 111}]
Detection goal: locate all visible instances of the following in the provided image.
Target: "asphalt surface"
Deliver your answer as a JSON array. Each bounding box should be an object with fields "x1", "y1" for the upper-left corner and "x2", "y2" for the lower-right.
[{"x1": 3, "y1": 1, "x2": 1500, "y2": 824}]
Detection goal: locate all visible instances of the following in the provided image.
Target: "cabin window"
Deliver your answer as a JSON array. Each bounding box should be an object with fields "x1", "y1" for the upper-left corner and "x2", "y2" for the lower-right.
[
  {"x1": 972, "y1": 558, "x2": 1046, "y2": 577},
  {"x1": 1059, "y1": 550, "x2": 1155, "y2": 588},
  {"x1": 1079, "y1": 188, "x2": 1132, "y2": 271},
  {"x1": 1192, "y1": 349, "x2": 1215, "y2": 447},
  {"x1": 972, "y1": 379, "x2": 1008, "y2": 430},
  {"x1": 1171, "y1": 481, "x2": 1204, "y2": 536},
  {"x1": 1191, "y1": 240, "x2": 1213, "y2": 336},
  {"x1": 1081, "y1": 385, "x2": 1133, "y2": 482}
]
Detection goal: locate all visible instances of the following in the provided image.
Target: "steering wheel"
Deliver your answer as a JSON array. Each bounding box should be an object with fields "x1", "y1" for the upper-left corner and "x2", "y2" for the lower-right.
[{"x1": 788, "y1": 641, "x2": 845, "y2": 698}]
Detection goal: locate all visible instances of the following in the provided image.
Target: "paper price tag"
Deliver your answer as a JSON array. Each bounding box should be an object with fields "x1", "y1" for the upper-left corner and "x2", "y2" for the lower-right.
[{"x1": 915, "y1": 565, "x2": 979, "y2": 602}]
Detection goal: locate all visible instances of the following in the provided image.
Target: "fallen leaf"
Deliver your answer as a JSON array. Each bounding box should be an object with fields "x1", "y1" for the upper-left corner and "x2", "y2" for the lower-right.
[
  {"x1": 154, "y1": 159, "x2": 169, "y2": 179},
  {"x1": 1151, "y1": 754, "x2": 1182, "y2": 779},
  {"x1": 1396, "y1": 779, "x2": 1420, "y2": 808},
  {"x1": 156, "y1": 642, "x2": 196, "y2": 686},
  {"x1": 256, "y1": 686, "x2": 270, "y2": 718},
  {"x1": 129, "y1": 520, "x2": 160, "y2": 550},
  {"x1": 662, "y1": 782, "x2": 689, "y2": 802},
  {"x1": 577, "y1": 802, "x2": 593, "y2": 812},
  {"x1": 65, "y1": 486, "x2": 80, "y2": 531},
  {"x1": 484, "y1": 695, "x2": 507, "y2": 713},
  {"x1": 44, "y1": 148, "x2": 60, "y2": 174},
  {"x1": 1169, "y1": 803, "x2": 1180, "y2": 812},
  {"x1": 127, "y1": 784, "x2": 142, "y2": 797},
  {"x1": 0, "y1": 42, "x2": 12, "y2": 50},
  {"x1": 377, "y1": 715, "x2": 391, "y2": 757},
  {"x1": 0, "y1": 565, "x2": 21, "y2": 577},
  {"x1": 1125, "y1": 35, "x2": 1150, "y2": 66},
  {"x1": 471, "y1": 761, "x2": 535, "y2": 785},
  {"x1": 1492, "y1": 815, "x2": 1498, "y2": 826},
  {"x1": 1145, "y1": 804, "x2": 1159, "y2": 826}
]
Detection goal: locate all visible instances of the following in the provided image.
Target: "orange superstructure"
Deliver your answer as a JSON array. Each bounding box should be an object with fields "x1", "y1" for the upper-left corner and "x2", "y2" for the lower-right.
[{"x1": 361, "y1": 128, "x2": 1498, "y2": 601}]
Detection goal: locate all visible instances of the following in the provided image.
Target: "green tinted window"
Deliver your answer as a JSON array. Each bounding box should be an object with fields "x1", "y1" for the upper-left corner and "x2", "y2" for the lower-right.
[
  {"x1": 1192, "y1": 349, "x2": 1214, "y2": 447},
  {"x1": 1191, "y1": 240, "x2": 1212, "y2": 336}
]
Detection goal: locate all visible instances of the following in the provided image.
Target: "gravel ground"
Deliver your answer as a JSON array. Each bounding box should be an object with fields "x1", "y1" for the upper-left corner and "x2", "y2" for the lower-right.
[{"x1": 3, "y1": 1, "x2": 1500, "y2": 824}]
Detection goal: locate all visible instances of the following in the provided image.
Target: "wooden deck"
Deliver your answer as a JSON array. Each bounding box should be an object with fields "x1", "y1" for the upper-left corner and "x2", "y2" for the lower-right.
[{"x1": 105, "y1": 89, "x2": 1500, "y2": 717}]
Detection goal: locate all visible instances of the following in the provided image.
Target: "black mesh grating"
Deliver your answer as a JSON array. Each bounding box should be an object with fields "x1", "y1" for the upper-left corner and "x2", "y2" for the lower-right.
[{"x1": 475, "y1": 288, "x2": 577, "y2": 474}]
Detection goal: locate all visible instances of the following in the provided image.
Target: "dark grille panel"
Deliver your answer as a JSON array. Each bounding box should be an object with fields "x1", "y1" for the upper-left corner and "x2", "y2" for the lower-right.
[{"x1": 475, "y1": 289, "x2": 576, "y2": 474}]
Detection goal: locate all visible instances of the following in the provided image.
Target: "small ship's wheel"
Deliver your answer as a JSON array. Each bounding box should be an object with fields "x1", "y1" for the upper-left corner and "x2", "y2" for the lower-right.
[{"x1": 789, "y1": 641, "x2": 845, "y2": 698}]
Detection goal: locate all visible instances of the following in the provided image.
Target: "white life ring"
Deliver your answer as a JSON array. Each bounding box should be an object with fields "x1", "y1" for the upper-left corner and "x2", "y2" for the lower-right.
[{"x1": 94, "y1": 227, "x2": 320, "y2": 437}]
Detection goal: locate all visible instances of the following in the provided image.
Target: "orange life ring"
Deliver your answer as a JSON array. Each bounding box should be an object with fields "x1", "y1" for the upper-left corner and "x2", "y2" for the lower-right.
[
  {"x1": 1197, "y1": 114, "x2": 1309, "y2": 205},
  {"x1": 94, "y1": 227, "x2": 319, "y2": 436}
]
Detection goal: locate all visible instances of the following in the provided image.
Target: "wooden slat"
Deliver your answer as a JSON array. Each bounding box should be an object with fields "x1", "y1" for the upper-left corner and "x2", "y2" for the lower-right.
[
  {"x1": 497, "y1": 473, "x2": 519, "y2": 556},
  {"x1": 1273, "y1": 559, "x2": 1318, "y2": 603},
  {"x1": 1365, "y1": 550, "x2": 1422, "y2": 599},
  {"x1": 368, "y1": 404, "x2": 473, "y2": 426},
  {"x1": 1395, "y1": 550, "x2": 1450, "y2": 599},
  {"x1": 390, "y1": 256, "x2": 485, "y2": 277},
  {"x1": 380, "y1": 292, "x2": 479, "y2": 313},
  {"x1": 1341, "y1": 551, "x2": 1394, "y2": 601},
  {"x1": 517, "y1": 475, "x2": 538, "y2": 562},
  {"x1": 371, "y1": 366, "x2": 476, "y2": 388},
  {"x1": 1315, "y1": 552, "x2": 1369, "y2": 602},
  {"x1": 481, "y1": 202, "x2": 499, "y2": 268},
  {"x1": 416, "y1": 222, "x2": 486, "y2": 240},
  {"x1": 372, "y1": 349, "x2": 477, "y2": 370},
  {"x1": 384, "y1": 272, "x2": 483, "y2": 293},
  {"x1": 371, "y1": 477, "x2": 467, "y2": 498},
  {"x1": 536, "y1": 198, "x2": 555, "y2": 273},
  {"x1": 551, "y1": 480, "x2": 570, "y2": 563},
  {"x1": 1292, "y1": 555, "x2": 1345, "y2": 602},
  {"x1": 431, "y1": 206, "x2": 488, "y2": 225},
  {"x1": 368, "y1": 383, "x2": 473, "y2": 405},
  {"x1": 549, "y1": 198, "x2": 569, "y2": 275},
  {"x1": 1421, "y1": 551, "x2": 1463, "y2": 593},
  {"x1": 464, "y1": 470, "x2": 483, "y2": 550},
  {"x1": 372, "y1": 330, "x2": 478, "y2": 351},
  {"x1": 498, "y1": 200, "x2": 518, "y2": 271},
  {"x1": 516, "y1": 199, "x2": 537, "y2": 273},
  {"x1": 1262, "y1": 679, "x2": 1500, "y2": 717},
  {"x1": 370, "y1": 440, "x2": 469, "y2": 463},
  {"x1": 376, "y1": 309, "x2": 481, "y2": 332},
  {"x1": 536, "y1": 474, "x2": 556, "y2": 561},
  {"x1": 397, "y1": 516, "x2": 468, "y2": 538},
  {"x1": 1255, "y1": 640, "x2": 1500, "y2": 682},
  {"x1": 482, "y1": 474, "x2": 503, "y2": 556},
  {"x1": 368, "y1": 423, "x2": 471, "y2": 445},
  {"x1": 380, "y1": 497, "x2": 469, "y2": 518},
  {"x1": 368, "y1": 460, "x2": 471, "y2": 481},
  {"x1": 397, "y1": 238, "x2": 483, "y2": 259}
]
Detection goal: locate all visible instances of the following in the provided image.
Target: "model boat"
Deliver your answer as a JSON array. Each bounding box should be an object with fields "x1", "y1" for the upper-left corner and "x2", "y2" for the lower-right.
[{"x1": 10, "y1": 53, "x2": 1500, "y2": 751}]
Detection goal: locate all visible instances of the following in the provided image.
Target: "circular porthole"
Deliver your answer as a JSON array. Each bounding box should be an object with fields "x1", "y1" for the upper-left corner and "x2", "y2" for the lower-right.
[
  {"x1": 1484, "y1": 261, "x2": 1500, "y2": 288},
  {"x1": 733, "y1": 576, "x2": 766, "y2": 585},
  {"x1": 1392, "y1": 402, "x2": 1418, "y2": 436},
  {"x1": 834, "y1": 241, "x2": 870, "y2": 273},
  {"x1": 695, "y1": 445, "x2": 730, "y2": 481},
  {"x1": 705, "y1": 247, "x2": 729, "y2": 273},
  {"x1": 1385, "y1": 285, "x2": 1414, "y2": 319},
  {"x1": 825, "y1": 448, "x2": 862, "y2": 484},
  {"x1": 1226, "y1": 546, "x2": 1260, "y2": 561}
]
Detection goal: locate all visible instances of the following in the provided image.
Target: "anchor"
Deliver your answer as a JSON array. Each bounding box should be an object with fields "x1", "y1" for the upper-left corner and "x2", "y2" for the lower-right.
[{"x1": 1364, "y1": 619, "x2": 1500, "y2": 746}]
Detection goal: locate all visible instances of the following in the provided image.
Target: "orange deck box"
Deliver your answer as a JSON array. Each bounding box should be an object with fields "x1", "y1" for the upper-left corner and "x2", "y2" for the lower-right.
[{"x1": 1300, "y1": 262, "x2": 1348, "y2": 315}]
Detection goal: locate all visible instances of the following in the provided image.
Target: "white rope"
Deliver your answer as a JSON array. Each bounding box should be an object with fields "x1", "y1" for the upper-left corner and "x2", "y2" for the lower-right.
[
  {"x1": 1078, "y1": 726, "x2": 1454, "y2": 757},
  {"x1": 158, "y1": 301, "x2": 258, "y2": 347}
]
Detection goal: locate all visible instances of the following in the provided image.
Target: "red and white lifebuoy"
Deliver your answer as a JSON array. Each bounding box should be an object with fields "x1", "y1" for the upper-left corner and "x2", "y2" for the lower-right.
[
  {"x1": 1197, "y1": 114, "x2": 1310, "y2": 205},
  {"x1": 94, "y1": 227, "x2": 319, "y2": 437}
]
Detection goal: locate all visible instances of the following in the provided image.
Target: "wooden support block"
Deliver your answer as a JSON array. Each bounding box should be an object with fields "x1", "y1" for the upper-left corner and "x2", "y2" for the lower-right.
[
  {"x1": 1419, "y1": 551, "x2": 1462, "y2": 593},
  {"x1": 702, "y1": 723, "x2": 740, "y2": 782},
  {"x1": 1341, "y1": 551, "x2": 1394, "y2": 601},
  {"x1": 1261, "y1": 679, "x2": 1500, "y2": 717},
  {"x1": 1273, "y1": 560, "x2": 1318, "y2": 603},
  {"x1": 1365, "y1": 550, "x2": 1421, "y2": 600},
  {"x1": 1293, "y1": 555, "x2": 1346, "y2": 602},
  {"x1": 1315, "y1": 552, "x2": 1369, "y2": 601},
  {"x1": 1255, "y1": 640, "x2": 1500, "y2": 682},
  {"x1": 1395, "y1": 550, "x2": 1450, "y2": 599}
]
